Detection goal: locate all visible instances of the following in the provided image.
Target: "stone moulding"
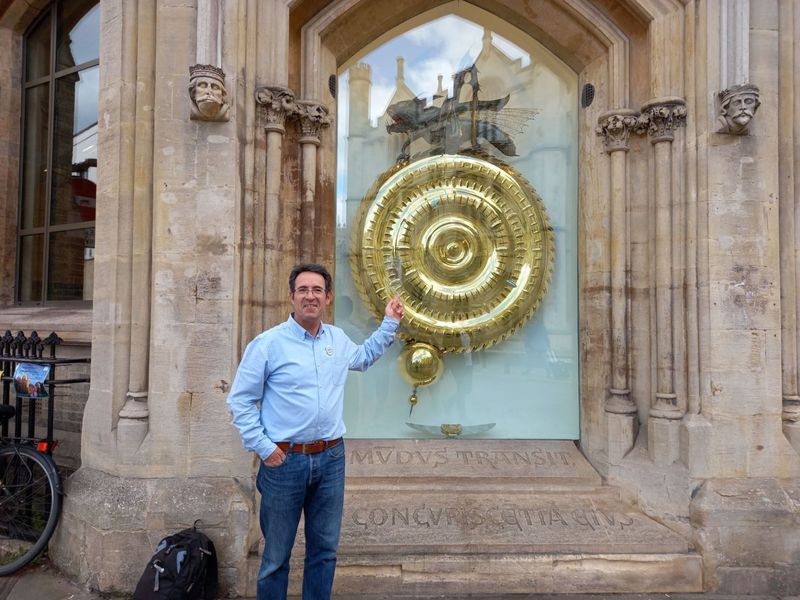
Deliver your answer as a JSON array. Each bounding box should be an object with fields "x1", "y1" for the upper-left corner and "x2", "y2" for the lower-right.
[
  {"x1": 596, "y1": 109, "x2": 639, "y2": 153},
  {"x1": 784, "y1": 395, "x2": 800, "y2": 423},
  {"x1": 188, "y1": 63, "x2": 230, "y2": 122},
  {"x1": 607, "y1": 387, "x2": 635, "y2": 414},
  {"x1": 254, "y1": 88, "x2": 331, "y2": 141},
  {"x1": 255, "y1": 85, "x2": 297, "y2": 133},
  {"x1": 295, "y1": 99, "x2": 331, "y2": 145},
  {"x1": 638, "y1": 97, "x2": 688, "y2": 143}
]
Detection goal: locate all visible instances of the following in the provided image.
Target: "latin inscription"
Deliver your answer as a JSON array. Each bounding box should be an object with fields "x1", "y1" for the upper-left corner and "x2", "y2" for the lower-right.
[
  {"x1": 349, "y1": 447, "x2": 574, "y2": 469},
  {"x1": 349, "y1": 504, "x2": 634, "y2": 532}
]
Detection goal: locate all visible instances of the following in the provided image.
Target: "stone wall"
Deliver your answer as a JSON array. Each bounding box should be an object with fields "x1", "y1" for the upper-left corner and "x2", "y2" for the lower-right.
[{"x1": 0, "y1": 0, "x2": 798, "y2": 595}]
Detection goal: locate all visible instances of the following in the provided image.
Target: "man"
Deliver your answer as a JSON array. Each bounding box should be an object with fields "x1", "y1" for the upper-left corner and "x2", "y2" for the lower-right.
[{"x1": 227, "y1": 263, "x2": 404, "y2": 600}]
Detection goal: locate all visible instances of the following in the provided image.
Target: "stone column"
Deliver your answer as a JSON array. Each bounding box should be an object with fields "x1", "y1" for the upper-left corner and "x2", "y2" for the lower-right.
[
  {"x1": 720, "y1": 0, "x2": 750, "y2": 91},
  {"x1": 596, "y1": 109, "x2": 639, "y2": 461},
  {"x1": 255, "y1": 85, "x2": 296, "y2": 323},
  {"x1": 779, "y1": 0, "x2": 800, "y2": 449},
  {"x1": 295, "y1": 100, "x2": 330, "y2": 263},
  {"x1": 641, "y1": 97, "x2": 687, "y2": 465},
  {"x1": 117, "y1": 0, "x2": 156, "y2": 455},
  {"x1": 188, "y1": 0, "x2": 229, "y2": 122}
]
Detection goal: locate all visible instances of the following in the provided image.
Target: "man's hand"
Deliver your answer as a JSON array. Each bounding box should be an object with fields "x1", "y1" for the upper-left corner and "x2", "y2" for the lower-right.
[
  {"x1": 264, "y1": 447, "x2": 286, "y2": 467},
  {"x1": 385, "y1": 294, "x2": 404, "y2": 321}
]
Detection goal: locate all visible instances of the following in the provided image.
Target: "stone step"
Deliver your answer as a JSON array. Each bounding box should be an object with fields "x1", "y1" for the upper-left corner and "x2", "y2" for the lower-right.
[
  {"x1": 270, "y1": 488, "x2": 702, "y2": 595},
  {"x1": 244, "y1": 440, "x2": 704, "y2": 596},
  {"x1": 336, "y1": 489, "x2": 688, "y2": 555},
  {"x1": 330, "y1": 552, "x2": 703, "y2": 595}
]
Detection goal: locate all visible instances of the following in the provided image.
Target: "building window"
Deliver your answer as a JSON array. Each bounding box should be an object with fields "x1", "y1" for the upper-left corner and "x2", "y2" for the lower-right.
[
  {"x1": 18, "y1": 0, "x2": 99, "y2": 303},
  {"x1": 336, "y1": 10, "x2": 579, "y2": 439}
]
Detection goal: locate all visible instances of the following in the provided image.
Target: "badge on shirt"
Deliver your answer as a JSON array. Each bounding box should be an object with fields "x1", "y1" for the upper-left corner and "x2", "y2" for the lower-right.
[{"x1": 325, "y1": 345, "x2": 334, "y2": 356}]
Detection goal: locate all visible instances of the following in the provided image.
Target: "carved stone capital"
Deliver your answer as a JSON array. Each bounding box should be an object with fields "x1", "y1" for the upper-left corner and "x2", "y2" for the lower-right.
[
  {"x1": 188, "y1": 64, "x2": 230, "y2": 122},
  {"x1": 596, "y1": 109, "x2": 639, "y2": 153},
  {"x1": 295, "y1": 100, "x2": 331, "y2": 145},
  {"x1": 639, "y1": 97, "x2": 687, "y2": 143},
  {"x1": 717, "y1": 83, "x2": 760, "y2": 135},
  {"x1": 255, "y1": 85, "x2": 296, "y2": 133}
]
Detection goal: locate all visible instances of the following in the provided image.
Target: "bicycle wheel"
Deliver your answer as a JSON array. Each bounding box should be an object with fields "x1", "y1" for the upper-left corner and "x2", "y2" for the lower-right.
[{"x1": 0, "y1": 445, "x2": 61, "y2": 576}]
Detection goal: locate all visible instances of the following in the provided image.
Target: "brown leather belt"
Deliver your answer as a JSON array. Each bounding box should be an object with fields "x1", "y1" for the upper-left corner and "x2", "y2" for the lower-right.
[{"x1": 276, "y1": 438, "x2": 341, "y2": 455}]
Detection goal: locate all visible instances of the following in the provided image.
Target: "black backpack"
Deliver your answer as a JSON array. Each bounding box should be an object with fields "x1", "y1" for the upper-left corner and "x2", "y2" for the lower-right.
[{"x1": 133, "y1": 523, "x2": 218, "y2": 600}]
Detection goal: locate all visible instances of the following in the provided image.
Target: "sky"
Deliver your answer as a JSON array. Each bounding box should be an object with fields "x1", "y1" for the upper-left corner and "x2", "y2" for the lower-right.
[
  {"x1": 68, "y1": 4, "x2": 100, "y2": 134},
  {"x1": 336, "y1": 14, "x2": 530, "y2": 215},
  {"x1": 353, "y1": 15, "x2": 528, "y2": 127}
]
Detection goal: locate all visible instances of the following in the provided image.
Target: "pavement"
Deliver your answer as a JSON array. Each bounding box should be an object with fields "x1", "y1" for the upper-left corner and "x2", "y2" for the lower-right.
[{"x1": 1, "y1": 560, "x2": 799, "y2": 600}]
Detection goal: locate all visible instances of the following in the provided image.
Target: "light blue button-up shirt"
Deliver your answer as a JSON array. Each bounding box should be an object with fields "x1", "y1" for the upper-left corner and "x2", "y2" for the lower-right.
[{"x1": 227, "y1": 314, "x2": 399, "y2": 459}]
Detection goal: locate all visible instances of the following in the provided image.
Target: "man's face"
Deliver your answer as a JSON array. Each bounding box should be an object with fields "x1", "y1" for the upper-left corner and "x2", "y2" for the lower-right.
[
  {"x1": 193, "y1": 76, "x2": 225, "y2": 117},
  {"x1": 290, "y1": 271, "x2": 331, "y2": 326},
  {"x1": 723, "y1": 92, "x2": 759, "y2": 126}
]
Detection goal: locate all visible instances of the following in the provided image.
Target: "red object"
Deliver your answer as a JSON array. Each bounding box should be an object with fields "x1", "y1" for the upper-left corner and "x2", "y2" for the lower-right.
[
  {"x1": 36, "y1": 440, "x2": 58, "y2": 453},
  {"x1": 71, "y1": 176, "x2": 96, "y2": 221}
]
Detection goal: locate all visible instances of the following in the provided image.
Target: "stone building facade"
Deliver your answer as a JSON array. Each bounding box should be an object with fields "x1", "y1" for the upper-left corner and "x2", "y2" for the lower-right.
[{"x1": 1, "y1": 0, "x2": 799, "y2": 596}]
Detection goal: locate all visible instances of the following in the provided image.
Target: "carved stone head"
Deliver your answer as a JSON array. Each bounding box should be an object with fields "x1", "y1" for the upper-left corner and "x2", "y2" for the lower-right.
[
  {"x1": 718, "y1": 83, "x2": 760, "y2": 135},
  {"x1": 189, "y1": 64, "x2": 230, "y2": 121}
]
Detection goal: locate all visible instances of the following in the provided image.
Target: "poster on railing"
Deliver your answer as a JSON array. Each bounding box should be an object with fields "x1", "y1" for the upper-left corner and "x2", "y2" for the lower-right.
[{"x1": 13, "y1": 363, "x2": 50, "y2": 398}]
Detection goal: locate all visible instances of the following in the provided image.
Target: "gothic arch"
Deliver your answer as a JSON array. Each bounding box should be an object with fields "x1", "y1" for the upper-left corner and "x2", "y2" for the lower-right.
[{"x1": 286, "y1": 0, "x2": 689, "y2": 469}]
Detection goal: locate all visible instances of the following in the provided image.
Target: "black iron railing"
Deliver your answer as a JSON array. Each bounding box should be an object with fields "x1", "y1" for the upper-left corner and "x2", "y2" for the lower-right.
[{"x1": 0, "y1": 330, "x2": 90, "y2": 453}]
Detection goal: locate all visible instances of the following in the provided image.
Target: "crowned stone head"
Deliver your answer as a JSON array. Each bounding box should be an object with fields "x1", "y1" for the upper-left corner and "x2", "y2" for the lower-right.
[
  {"x1": 717, "y1": 83, "x2": 760, "y2": 135},
  {"x1": 189, "y1": 64, "x2": 230, "y2": 121}
]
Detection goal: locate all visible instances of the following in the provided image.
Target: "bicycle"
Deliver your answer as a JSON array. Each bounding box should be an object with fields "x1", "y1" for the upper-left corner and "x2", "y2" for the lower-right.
[{"x1": 0, "y1": 403, "x2": 62, "y2": 576}]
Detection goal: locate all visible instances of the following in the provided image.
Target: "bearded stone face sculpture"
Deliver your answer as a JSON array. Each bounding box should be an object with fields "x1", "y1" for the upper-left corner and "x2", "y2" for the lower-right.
[
  {"x1": 717, "y1": 83, "x2": 760, "y2": 135},
  {"x1": 189, "y1": 64, "x2": 230, "y2": 122}
]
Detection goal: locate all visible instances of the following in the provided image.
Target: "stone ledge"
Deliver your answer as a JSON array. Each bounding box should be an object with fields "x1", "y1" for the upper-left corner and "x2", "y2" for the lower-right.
[
  {"x1": 334, "y1": 489, "x2": 690, "y2": 555},
  {"x1": 327, "y1": 552, "x2": 704, "y2": 595},
  {"x1": 691, "y1": 478, "x2": 800, "y2": 593},
  {"x1": 345, "y1": 439, "x2": 601, "y2": 486},
  {"x1": 51, "y1": 467, "x2": 256, "y2": 597}
]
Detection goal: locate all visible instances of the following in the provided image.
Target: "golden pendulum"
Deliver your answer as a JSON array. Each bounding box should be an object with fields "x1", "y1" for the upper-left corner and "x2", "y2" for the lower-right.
[
  {"x1": 408, "y1": 385, "x2": 418, "y2": 416},
  {"x1": 398, "y1": 342, "x2": 444, "y2": 417}
]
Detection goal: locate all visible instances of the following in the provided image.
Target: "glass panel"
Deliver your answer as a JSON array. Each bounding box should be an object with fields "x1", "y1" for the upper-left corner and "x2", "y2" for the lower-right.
[
  {"x1": 51, "y1": 66, "x2": 98, "y2": 226},
  {"x1": 25, "y1": 10, "x2": 51, "y2": 81},
  {"x1": 18, "y1": 235, "x2": 44, "y2": 303},
  {"x1": 336, "y1": 14, "x2": 579, "y2": 439},
  {"x1": 20, "y1": 84, "x2": 50, "y2": 230},
  {"x1": 57, "y1": 1, "x2": 100, "y2": 70},
  {"x1": 47, "y1": 228, "x2": 94, "y2": 301}
]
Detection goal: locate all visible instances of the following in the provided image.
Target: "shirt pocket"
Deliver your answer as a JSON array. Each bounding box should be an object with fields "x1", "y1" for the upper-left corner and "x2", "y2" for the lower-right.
[{"x1": 327, "y1": 345, "x2": 350, "y2": 388}]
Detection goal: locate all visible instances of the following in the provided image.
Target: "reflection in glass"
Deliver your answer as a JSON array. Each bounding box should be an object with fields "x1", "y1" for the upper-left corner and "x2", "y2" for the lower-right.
[
  {"x1": 19, "y1": 0, "x2": 99, "y2": 303},
  {"x1": 25, "y1": 11, "x2": 51, "y2": 82},
  {"x1": 51, "y1": 66, "x2": 98, "y2": 226},
  {"x1": 21, "y1": 84, "x2": 50, "y2": 230},
  {"x1": 19, "y1": 235, "x2": 44, "y2": 303},
  {"x1": 336, "y1": 13, "x2": 579, "y2": 440},
  {"x1": 57, "y1": 1, "x2": 99, "y2": 70},
  {"x1": 48, "y1": 228, "x2": 94, "y2": 301}
]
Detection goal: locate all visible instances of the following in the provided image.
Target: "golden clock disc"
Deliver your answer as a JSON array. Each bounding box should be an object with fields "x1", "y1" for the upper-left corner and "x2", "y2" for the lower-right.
[{"x1": 351, "y1": 153, "x2": 554, "y2": 353}]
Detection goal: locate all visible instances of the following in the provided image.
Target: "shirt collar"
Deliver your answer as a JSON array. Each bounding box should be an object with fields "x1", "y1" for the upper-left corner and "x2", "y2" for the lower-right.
[{"x1": 286, "y1": 313, "x2": 326, "y2": 339}]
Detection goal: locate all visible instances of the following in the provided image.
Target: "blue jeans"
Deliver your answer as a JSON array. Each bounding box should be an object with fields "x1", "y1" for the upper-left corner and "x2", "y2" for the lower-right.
[{"x1": 255, "y1": 441, "x2": 346, "y2": 600}]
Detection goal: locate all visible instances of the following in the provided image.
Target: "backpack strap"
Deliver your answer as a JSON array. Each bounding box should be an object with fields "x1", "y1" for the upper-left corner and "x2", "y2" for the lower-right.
[{"x1": 202, "y1": 538, "x2": 218, "y2": 600}]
